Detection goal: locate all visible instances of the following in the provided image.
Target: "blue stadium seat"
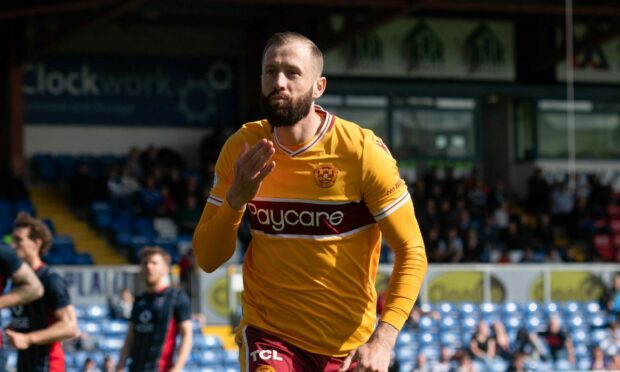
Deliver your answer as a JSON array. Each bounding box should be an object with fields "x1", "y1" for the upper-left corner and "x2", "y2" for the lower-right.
[
  {"x1": 459, "y1": 302, "x2": 478, "y2": 317},
  {"x1": 439, "y1": 332, "x2": 461, "y2": 348},
  {"x1": 104, "y1": 319, "x2": 129, "y2": 336},
  {"x1": 501, "y1": 301, "x2": 522, "y2": 317},
  {"x1": 584, "y1": 301, "x2": 601, "y2": 315},
  {"x1": 419, "y1": 346, "x2": 439, "y2": 361},
  {"x1": 479, "y1": 302, "x2": 498, "y2": 315},
  {"x1": 98, "y1": 337, "x2": 125, "y2": 353},
  {"x1": 418, "y1": 332, "x2": 438, "y2": 346},
  {"x1": 196, "y1": 350, "x2": 224, "y2": 366},
  {"x1": 203, "y1": 334, "x2": 224, "y2": 349},
  {"x1": 573, "y1": 342, "x2": 590, "y2": 358},
  {"x1": 439, "y1": 315, "x2": 459, "y2": 332},
  {"x1": 504, "y1": 315, "x2": 523, "y2": 330},
  {"x1": 591, "y1": 328, "x2": 608, "y2": 343},
  {"x1": 399, "y1": 361, "x2": 415, "y2": 372},
  {"x1": 566, "y1": 315, "x2": 586, "y2": 330},
  {"x1": 418, "y1": 316, "x2": 438, "y2": 332},
  {"x1": 577, "y1": 357, "x2": 591, "y2": 371},
  {"x1": 461, "y1": 316, "x2": 477, "y2": 331},
  {"x1": 32, "y1": 153, "x2": 56, "y2": 181},
  {"x1": 437, "y1": 302, "x2": 457, "y2": 316},
  {"x1": 396, "y1": 345, "x2": 416, "y2": 362},
  {"x1": 223, "y1": 349, "x2": 239, "y2": 366},
  {"x1": 525, "y1": 315, "x2": 543, "y2": 331},
  {"x1": 571, "y1": 329, "x2": 589, "y2": 344},
  {"x1": 397, "y1": 330, "x2": 416, "y2": 346},
  {"x1": 589, "y1": 314, "x2": 607, "y2": 328},
  {"x1": 80, "y1": 321, "x2": 102, "y2": 334},
  {"x1": 543, "y1": 302, "x2": 560, "y2": 316},
  {"x1": 56, "y1": 154, "x2": 77, "y2": 179},
  {"x1": 84, "y1": 304, "x2": 109, "y2": 320},
  {"x1": 562, "y1": 301, "x2": 581, "y2": 314},
  {"x1": 554, "y1": 358, "x2": 573, "y2": 370}
]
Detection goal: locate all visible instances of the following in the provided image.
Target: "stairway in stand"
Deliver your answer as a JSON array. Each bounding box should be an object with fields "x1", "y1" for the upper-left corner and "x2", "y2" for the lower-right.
[{"x1": 30, "y1": 187, "x2": 127, "y2": 265}]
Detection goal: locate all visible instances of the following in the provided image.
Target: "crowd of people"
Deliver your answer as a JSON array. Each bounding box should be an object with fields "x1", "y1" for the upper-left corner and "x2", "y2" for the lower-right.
[{"x1": 412, "y1": 166, "x2": 618, "y2": 264}]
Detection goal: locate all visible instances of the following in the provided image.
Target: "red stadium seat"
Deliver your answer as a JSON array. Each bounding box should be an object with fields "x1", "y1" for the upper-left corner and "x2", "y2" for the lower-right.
[{"x1": 593, "y1": 234, "x2": 613, "y2": 261}]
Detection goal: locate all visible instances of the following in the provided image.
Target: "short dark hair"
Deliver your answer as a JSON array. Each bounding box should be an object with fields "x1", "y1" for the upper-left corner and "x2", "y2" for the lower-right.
[
  {"x1": 262, "y1": 31, "x2": 324, "y2": 76},
  {"x1": 13, "y1": 212, "x2": 53, "y2": 257},
  {"x1": 139, "y1": 246, "x2": 171, "y2": 267}
]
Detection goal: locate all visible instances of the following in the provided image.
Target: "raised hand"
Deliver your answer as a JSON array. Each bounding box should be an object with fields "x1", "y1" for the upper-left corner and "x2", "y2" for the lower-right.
[{"x1": 226, "y1": 139, "x2": 276, "y2": 210}]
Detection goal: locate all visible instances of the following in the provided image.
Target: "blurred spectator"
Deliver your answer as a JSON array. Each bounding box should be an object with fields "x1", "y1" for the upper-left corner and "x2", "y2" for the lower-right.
[
  {"x1": 159, "y1": 185, "x2": 177, "y2": 216},
  {"x1": 445, "y1": 227, "x2": 464, "y2": 263},
  {"x1": 527, "y1": 167, "x2": 550, "y2": 214},
  {"x1": 606, "y1": 272, "x2": 620, "y2": 320},
  {"x1": 108, "y1": 287, "x2": 134, "y2": 320},
  {"x1": 591, "y1": 345, "x2": 608, "y2": 370},
  {"x1": 126, "y1": 147, "x2": 144, "y2": 180},
  {"x1": 457, "y1": 353, "x2": 475, "y2": 372},
  {"x1": 506, "y1": 352, "x2": 527, "y2": 372},
  {"x1": 414, "y1": 353, "x2": 429, "y2": 372},
  {"x1": 83, "y1": 357, "x2": 101, "y2": 372},
  {"x1": 491, "y1": 321, "x2": 511, "y2": 360},
  {"x1": 432, "y1": 347, "x2": 453, "y2": 372},
  {"x1": 425, "y1": 227, "x2": 447, "y2": 263},
  {"x1": 177, "y1": 195, "x2": 202, "y2": 234},
  {"x1": 534, "y1": 316, "x2": 575, "y2": 364},
  {"x1": 463, "y1": 228, "x2": 484, "y2": 263},
  {"x1": 610, "y1": 354, "x2": 620, "y2": 370},
  {"x1": 469, "y1": 320, "x2": 496, "y2": 365},
  {"x1": 512, "y1": 327, "x2": 540, "y2": 357},
  {"x1": 102, "y1": 355, "x2": 115, "y2": 372},
  {"x1": 179, "y1": 249, "x2": 196, "y2": 302},
  {"x1": 600, "y1": 322, "x2": 620, "y2": 357},
  {"x1": 137, "y1": 176, "x2": 163, "y2": 216}
]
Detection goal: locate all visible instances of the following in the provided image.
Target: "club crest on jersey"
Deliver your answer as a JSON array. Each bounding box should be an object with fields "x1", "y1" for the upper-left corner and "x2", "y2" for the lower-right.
[{"x1": 313, "y1": 163, "x2": 338, "y2": 188}]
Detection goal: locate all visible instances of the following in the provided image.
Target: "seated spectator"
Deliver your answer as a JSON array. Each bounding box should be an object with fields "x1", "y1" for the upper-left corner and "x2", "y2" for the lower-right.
[
  {"x1": 83, "y1": 357, "x2": 101, "y2": 372},
  {"x1": 102, "y1": 355, "x2": 115, "y2": 372},
  {"x1": 492, "y1": 321, "x2": 511, "y2": 360},
  {"x1": 511, "y1": 328, "x2": 544, "y2": 358},
  {"x1": 534, "y1": 316, "x2": 575, "y2": 365},
  {"x1": 591, "y1": 345, "x2": 608, "y2": 371},
  {"x1": 108, "y1": 287, "x2": 134, "y2": 320},
  {"x1": 426, "y1": 227, "x2": 447, "y2": 263},
  {"x1": 137, "y1": 176, "x2": 163, "y2": 216},
  {"x1": 432, "y1": 347, "x2": 453, "y2": 372},
  {"x1": 607, "y1": 272, "x2": 620, "y2": 321},
  {"x1": 445, "y1": 227, "x2": 464, "y2": 263},
  {"x1": 177, "y1": 195, "x2": 202, "y2": 234},
  {"x1": 414, "y1": 353, "x2": 429, "y2": 372},
  {"x1": 506, "y1": 352, "x2": 527, "y2": 372},
  {"x1": 469, "y1": 320, "x2": 496, "y2": 364},
  {"x1": 600, "y1": 322, "x2": 620, "y2": 357},
  {"x1": 457, "y1": 353, "x2": 475, "y2": 372}
]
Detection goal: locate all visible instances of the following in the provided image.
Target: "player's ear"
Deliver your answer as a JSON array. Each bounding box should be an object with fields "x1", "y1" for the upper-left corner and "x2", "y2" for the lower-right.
[{"x1": 313, "y1": 76, "x2": 326, "y2": 100}]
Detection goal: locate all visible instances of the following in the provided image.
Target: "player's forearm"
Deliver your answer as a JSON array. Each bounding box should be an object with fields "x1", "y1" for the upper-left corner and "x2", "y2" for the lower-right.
[
  {"x1": 0, "y1": 285, "x2": 42, "y2": 309},
  {"x1": 193, "y1": 201, "x2": 244, "y2": 273},
  {"x1": 378, "y1": 202, "x2": 428, "y2": 330},
  {"x1": 116, "y1": 330, "x2": 134, "y2": 371},
  {"x1": 171, "y1": 329, "x2": 193, "y2": 371},
  {"x1": 28, "y1": 319, "x2": 79, "y2": 345}
]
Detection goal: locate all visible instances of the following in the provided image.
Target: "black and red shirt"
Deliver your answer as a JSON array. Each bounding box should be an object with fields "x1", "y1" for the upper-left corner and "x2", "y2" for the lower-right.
[
  {"x1": 10, "y1": 264, "x2": 70, "y2": 372},
  {"x1": 128, "y1": 287, "x2": 191, "y2": 372}
]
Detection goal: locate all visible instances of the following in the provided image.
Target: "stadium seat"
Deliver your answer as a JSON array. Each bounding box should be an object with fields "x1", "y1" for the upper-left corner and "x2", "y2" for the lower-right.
[
  {"x1": 418, "y1": 332, "x2": 438, "y2": 346},
  {"x1": 461, "y1": 316, "x2": 477, "y2": 331},
  {"x1": 13, "y1": 199, "x2": 36, "y2": 216},
  {"x1": 397, "y1": 330, "x2": 416, "y2": 346},
  {"x1": 504, "y1": 315, "x2": 522, "y2": 330},
  {"x1": 439, "y1": 332, "x2": 461, "y2": 348},
  {"x1": 98, "y1": 337, "x2": 125, "y2": 353},
  {"x1": 570, "y1": 329, "x2": 589, "y2": 344},
  {"x1": 501, "y1": 301, "x2": 522, "y2": 317},
  {"x1": 459, "y1": 302, "x2": 478, "y2": 317},
  {"x1": 80, "y1": 321, "x2": 101, "y2": 334},
  {"x1": 591, "y1": 329, "x2": 609, "y2": 343},
  {"x1": 439, "y1": 315, "x2": 459, "y2": 332},
  {"x1": 418, "y1": 316, "x2": 438, "y2": 332},
  {"x1": 577, "y1": 357, "x2": 592, "y2": 371},
  {"x1": 437, "y1": 302, "x2": 458, "y2": 317},
  {"x1": 399, "y1": 362, "x2": 415, "y2": 372},
  {"x1": 203, "y1": 335, "x2": 224, "y2": 349},
  {"x1": 196, "y1": 350, "x2": 224, "y2": 366},
  {"x1": 396, "y1": 345, "x2": 416, "y2": 362},
  {"x1": 223, "y1": 349, "x2": 239, "y2": 366},
  {"x1": 104, "y1": 319, "x2": 129, "y2": 336},
  {"x1": 84, "y1": 304, "x2": 109, "y2": 320}
]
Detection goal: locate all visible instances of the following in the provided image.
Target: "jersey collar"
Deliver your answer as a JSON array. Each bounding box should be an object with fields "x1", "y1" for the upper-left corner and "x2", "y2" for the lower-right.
[{"x1": 273, "y1": 105, "x2": 334, "y2": 157}]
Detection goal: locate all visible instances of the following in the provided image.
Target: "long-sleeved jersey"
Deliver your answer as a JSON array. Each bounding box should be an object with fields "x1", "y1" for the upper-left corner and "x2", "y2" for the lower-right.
[{"x1": 194, "y1": 105, "x2": 427, "y2": 356}]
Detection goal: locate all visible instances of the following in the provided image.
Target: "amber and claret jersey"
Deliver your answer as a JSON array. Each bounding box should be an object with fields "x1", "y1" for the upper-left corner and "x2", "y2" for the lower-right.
[{"x1": 195, "y1": 105, "x2": 427, "y2": 356}]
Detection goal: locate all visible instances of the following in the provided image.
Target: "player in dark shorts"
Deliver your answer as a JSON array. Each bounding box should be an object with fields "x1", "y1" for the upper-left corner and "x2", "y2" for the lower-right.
[
  {"x1": 6, "y1": 212, "x2": 79, "y2": 372},
  {"x1": 116, "y1": 246, "x2": 193, "y2": 372}
]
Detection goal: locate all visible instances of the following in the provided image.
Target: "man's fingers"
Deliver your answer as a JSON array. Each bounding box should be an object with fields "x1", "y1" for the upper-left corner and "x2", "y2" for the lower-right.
[
  {"x1": 255, "y1": 161, "x2": 276, "y2": 183},
  {"x1": 338, "y1": 351, "x2": 356, "y2": 372},
  {"x1": 237, "y1": 140, "x2": 275, "y2": 179}
]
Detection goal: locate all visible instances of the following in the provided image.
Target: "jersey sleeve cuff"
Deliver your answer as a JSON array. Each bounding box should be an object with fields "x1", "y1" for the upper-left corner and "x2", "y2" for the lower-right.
[{"x1": 380, "y1": 308, "x2": 409, "y2": 331}]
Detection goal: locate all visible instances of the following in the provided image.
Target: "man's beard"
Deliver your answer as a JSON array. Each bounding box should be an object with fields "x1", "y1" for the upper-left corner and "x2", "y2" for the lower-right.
[{"x1": 260, "y1": 87, "x2": 314, "y2": 127}]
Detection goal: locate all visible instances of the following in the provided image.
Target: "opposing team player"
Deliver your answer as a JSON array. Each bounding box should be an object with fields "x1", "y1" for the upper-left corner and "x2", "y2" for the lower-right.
[
  {"x1": 193, "y1": 31, "x2": 428, "y2": 371},
  {"x1": 7, "y1": 212, "x2": 79, "y2": 372},
  {"x1": 116, "y1": 247, "x2": 192, "y2": 372}
]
